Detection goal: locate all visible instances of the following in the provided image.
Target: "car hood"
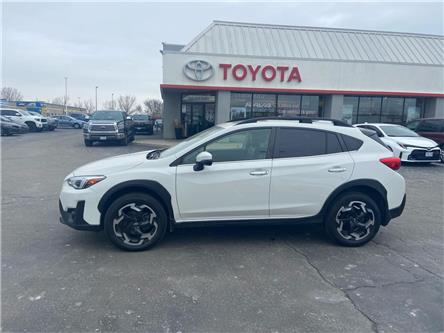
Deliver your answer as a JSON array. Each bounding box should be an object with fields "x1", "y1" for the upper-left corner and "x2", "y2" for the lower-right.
[
  {"x1": 390, "y1": 136, "x2": 438, "y2": 148},
  {"x1": 72, "y1": 150, "x2": 153, "y2": 176}
]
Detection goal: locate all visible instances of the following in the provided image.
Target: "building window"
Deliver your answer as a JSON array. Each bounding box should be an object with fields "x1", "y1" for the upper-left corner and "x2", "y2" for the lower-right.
[
  {"x1": 357, "y1": 97, "x2": 382, "y2": 123},
  {"x1": 381, "y1": 97, "x2": 404, "y2": 124},
  {"x1": 342, "y1": 96, "x2": 359, "y2": 124},
  {"x1": 252, "y1": 94, "x2": 276, "y2": 118},
  {"x1": 301, "y1": 95, "x2": 320, "y2": 116},
  {"x1": 230, "y1": 93, "x2": 252, "y2": 120},
  {"x1": 277, "y1": 95, "x2": 301, "y2": 117},
  {"x1": 403, "y1": 98, "x2": 424, "y2": 123}
]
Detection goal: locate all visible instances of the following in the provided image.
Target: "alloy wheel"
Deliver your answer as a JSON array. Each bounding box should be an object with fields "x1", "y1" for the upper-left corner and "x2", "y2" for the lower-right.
[
  {"x1": 112, "y1": 203, "x2": 158, "y2": 246},
  {"x1": 335, "y1": 201, "x2": 375, "y2": 241}
]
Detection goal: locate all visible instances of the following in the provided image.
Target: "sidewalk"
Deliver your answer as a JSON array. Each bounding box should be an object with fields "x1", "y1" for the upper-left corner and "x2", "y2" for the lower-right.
[{"x1": 134, "y1": 134, "x2": 183, "y2": 148}]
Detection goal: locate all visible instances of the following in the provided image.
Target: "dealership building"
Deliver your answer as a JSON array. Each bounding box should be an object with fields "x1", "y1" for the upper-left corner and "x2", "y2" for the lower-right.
[{"x1": 161, "y1": 21, "x2": 444, "y2": 138}]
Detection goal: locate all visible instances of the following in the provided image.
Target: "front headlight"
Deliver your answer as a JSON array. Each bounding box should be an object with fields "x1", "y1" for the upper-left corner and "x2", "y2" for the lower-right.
[{"x1": 67, "y1": 175, "x2": 106, "y2": 189}]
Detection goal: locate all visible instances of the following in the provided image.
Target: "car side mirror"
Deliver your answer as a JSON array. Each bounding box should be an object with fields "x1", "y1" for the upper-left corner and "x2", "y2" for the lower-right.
[
  {"x1": 194, "y1": 151, "x2": 213, "y2": 171},
  {"x1": 126, "y1": 116, "x2": 132, "y2": 120}
]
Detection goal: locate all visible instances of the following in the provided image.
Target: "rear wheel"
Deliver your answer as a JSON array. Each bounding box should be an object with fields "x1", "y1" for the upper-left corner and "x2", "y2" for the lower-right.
[
  {"x1": 324, "y1": 192, "x2": 381, "y2": 247},
  {"x1": 73, "y1": 123, "x2": 81, "y2": 129},
  {"x1": 104, "y1": 193, "x2": 168, "y2": 251}
]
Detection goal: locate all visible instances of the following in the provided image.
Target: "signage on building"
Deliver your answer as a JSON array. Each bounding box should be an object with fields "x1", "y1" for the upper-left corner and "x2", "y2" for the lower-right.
[
  {"x1": 183, "y1": 60, "x2": 214, "y2": 81},
  {"x1": 219, "y1": 63, "x2": 302, "y2": 82}
]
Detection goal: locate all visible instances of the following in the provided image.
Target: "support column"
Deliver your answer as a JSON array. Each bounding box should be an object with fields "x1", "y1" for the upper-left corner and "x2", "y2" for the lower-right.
[
  {"x1": 215, "y1": 91, "x2": 231, "y2": 124},
  {"x1": 323, "y1": 95, "x2": 344, "y2": 120},
  {"x1": 162, "y1": 90, "x2": 181, "y2": 139}
]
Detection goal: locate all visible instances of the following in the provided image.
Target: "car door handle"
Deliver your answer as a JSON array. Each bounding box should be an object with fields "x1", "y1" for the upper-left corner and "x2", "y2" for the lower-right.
[
  {"x1": 328, "y1": 167, "x2": 347, "y2": 173},
  {"x1": 249, "y1": 170, "x2": 269, "y2": 176}
]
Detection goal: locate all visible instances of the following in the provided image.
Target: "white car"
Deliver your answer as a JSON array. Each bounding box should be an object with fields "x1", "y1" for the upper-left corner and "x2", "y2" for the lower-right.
[
  {"x1": 355, "y1": 123, "x2": 441, "y2": 163},
  {"x1": 59, "y1": 117, "x2": 406, "y2": 251},
  {"x1": 0, "y1": 108, "x2": 46, "y2": 132}
]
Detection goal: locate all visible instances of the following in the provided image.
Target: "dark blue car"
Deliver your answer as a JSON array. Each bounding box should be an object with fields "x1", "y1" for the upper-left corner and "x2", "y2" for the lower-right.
[{"x1": 54, "y1": 115, "x2": 85, "y2": 129}]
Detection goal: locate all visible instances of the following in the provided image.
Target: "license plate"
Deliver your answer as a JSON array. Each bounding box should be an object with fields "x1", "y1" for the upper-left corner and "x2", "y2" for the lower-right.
[
  {"x1": 99, "y1": 136, "x2": 107, "y2": 140},
  {"x1": 425, "y1": 151, "x2": 433, "y2": 157}
]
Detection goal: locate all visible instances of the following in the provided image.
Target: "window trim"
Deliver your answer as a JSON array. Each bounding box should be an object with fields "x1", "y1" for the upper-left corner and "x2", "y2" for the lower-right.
[
  {"x1": 272, "y1": 127, "x2": 346, "y2": 159},
  {"x1": 172, "y1": 127, "x2": 276, "y2": 166}
]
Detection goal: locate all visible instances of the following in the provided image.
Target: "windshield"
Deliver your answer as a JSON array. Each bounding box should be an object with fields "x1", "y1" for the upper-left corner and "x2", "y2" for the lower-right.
[
  {"x1": 133, "y1": 115, "x2": 149, "y2": 120},
  {"x1": 380, "y1": 125, "x2": 419, "y2": 137},
  {"x1": 160, "y1": 126, "x2": 224, "y2": 158},
  {"x1": 91, "y1": 111, "x2": 124, "y2": 121}
]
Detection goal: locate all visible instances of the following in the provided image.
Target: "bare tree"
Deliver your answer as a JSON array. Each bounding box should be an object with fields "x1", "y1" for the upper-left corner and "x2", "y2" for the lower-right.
[
  {"x1": 118, "y1": 95, "x2": 137, "y2": 114},
  {"x1": 102, "y1": 100, "x2": 115, "y2": 110},
  {"x1": 143, "y1": 98, "x2": 163, "y2": 117},
  {"x1": 1, "y1": 87, "x2": 23, "y2": 101},
  {"x1": 52, "y1": 96, "x2": 64, "y2": 105},
  {"x1": 134, "y1": 104, "x2": 143, "y2": 114},
  {"x1": 83, "y1": 99, "x2": 95, "y2": 114}
]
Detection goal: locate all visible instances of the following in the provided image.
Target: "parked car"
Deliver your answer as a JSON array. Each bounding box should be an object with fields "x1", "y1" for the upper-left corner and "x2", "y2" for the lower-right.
[
  {"x1": 154, "y1": 119, "x2": 163, "y2": 131},
  {"x1": 406, "y1": 118, "x2": 444, "y2": 162},
  {"x1": 69, "y1": 112, "x2": 89, "y2": 122},
  {"x1": 0, "y1": 108, "x2": 46, "y2": 132},
  {"x1": 60, "y1": 117, "x2": 406, "y2": 251},
  {"x1": 2, "y1": 116, "x2": 29, "y2": 133},
  {"x1": 54, "y1": 115, "x2": 85, "y2": 129},
  {"x1": 28, "y1": 111, "x2": 57, "y2": 131},
  {"x1": 355, "y1": 123, "x2": 441, "y2": 163},
  {"x1": 0, "y1": 116, "x2": 22, "y2": 135},
  {"x1": 132, "y1": 114, "x2": 154, "y2": 135},
  {"x1": 83, "y1": 110, "x2": 135, "y2": 146}
]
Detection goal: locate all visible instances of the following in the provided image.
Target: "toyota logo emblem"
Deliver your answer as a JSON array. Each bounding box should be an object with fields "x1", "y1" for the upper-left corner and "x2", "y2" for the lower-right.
[{"x1": 183, "y1": 60, "x2": 213, "y2": 81}]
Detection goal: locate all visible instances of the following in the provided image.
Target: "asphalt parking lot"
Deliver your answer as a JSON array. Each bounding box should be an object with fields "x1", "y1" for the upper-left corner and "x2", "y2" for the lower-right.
[{"x1": 2, "y1": 130, "x2": 443, "y2": 333}]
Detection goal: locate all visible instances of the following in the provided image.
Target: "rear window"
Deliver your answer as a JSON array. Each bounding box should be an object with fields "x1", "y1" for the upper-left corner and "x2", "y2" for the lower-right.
[{"x1": 341, "y1": 134, "x2": 363, "y2": 151}]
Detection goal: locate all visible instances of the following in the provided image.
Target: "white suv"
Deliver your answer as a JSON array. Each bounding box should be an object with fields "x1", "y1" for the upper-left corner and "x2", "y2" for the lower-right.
[
  {"x1": 0, "y1": 108, "x2": 46, "y2": 132},
  {"x1": 59, "y1": 117, "x2": 406, "y2": 251}
]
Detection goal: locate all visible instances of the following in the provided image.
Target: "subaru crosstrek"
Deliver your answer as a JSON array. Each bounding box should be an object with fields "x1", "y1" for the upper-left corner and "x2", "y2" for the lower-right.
[{"x1": 59, "y1": 117, "x2": 406, "y2": 251}]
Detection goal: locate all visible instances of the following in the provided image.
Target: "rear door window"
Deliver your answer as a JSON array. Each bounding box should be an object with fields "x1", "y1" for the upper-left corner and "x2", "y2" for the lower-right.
[{"x1": 275, "y1": 128, "x2": 343, "y2": 158}]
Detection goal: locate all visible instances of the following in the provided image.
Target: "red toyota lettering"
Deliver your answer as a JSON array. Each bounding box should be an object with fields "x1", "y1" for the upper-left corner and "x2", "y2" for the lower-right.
[
  {"x1": 232, "y1": 64, "x2": 247, "y2": 80},
  {"x1": 219, "y1": 63, "x2": 232, "y2": 80},
  {"x1": 287, "y1": 67, "x2": 302, "y2": 82},
  {"x1": 247, "y1": 65, "x2": 261, "y2": 81},
  {"x1": 261, "y1": 65, "x2": 276, "y2": 81},
  {"x1": 276, "y1": 66, "x2": 289, "y2": 82}
]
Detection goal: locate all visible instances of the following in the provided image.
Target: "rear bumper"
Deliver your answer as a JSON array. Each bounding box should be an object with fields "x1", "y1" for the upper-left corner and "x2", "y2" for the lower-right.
[
  {"x1": 59, "y1": 200, "x2": 101, "y2": 231},
  {"x1": 388, "y1": 194, "x2": 406, "y2": 221}
]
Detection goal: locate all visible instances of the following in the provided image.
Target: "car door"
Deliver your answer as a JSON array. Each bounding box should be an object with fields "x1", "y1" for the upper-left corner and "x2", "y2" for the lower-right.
[
  {"x1": 269, "y1": 127, "x2": 354, "y2": 218},
  {"x1": 175, "y1": 128, "x2": 273, "y2": 221}
]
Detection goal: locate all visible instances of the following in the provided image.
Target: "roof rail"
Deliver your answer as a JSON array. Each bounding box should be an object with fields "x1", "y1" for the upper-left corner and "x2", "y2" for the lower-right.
[{"x1": 234, "y1": 116, "x2": 353, "y2": 127}]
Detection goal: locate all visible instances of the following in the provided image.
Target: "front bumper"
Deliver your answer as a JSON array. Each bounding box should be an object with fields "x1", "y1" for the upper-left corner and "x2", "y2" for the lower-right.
[
  {"x1": 59, "y1": 200, "x2": 101, "y2": 231},
  {"x1": 84, "y1": 132, "x2": 125, "y2": 141},
  {"x1": 399, "y1": 148, "x2": 441, "y2": 163}
]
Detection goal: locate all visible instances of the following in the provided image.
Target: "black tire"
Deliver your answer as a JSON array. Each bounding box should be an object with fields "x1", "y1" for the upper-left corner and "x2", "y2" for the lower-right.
[
  {"x1": 84, "y1": 139, "x2": 93, "y2": 146},
  {"x1": 104, "y1": 193, "x2": 168, "y2": 251},
  {"x1": 324, "y1": 192, "x2": 381, "y2": 247},
  {"x1": 26, "y1": 122, "x2": 37, "y2": 132},
  {"x1": 73, "y1": 123, "x2": 81, "y2": 129}
]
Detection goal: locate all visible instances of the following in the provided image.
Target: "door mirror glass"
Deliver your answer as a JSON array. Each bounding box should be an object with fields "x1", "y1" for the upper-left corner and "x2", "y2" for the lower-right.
[
  {"x1": 126, "y1": 116, "x2": 132, "y2": 120},
  {"x1": 194, "y1": 151, "x2": 213, "y2": 171}
]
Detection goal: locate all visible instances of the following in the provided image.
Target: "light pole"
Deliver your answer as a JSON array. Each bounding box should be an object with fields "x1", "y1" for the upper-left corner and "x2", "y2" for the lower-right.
[
  {"x1": 78, "y1": 97, "x2": 81, "y2": 110},
  {"x1": 95, "y1": 86, "x2": 98, "y2": 112},
  {"x1": 111, "y1": 93, "x2": 114, "y2": 110},
  {"x1": 64, "y1": 77, "x2": 68, "y2": 115}
]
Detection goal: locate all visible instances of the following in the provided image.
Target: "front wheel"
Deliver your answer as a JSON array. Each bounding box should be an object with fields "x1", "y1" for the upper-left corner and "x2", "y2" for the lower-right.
[
  {"x1": 84, "y1": 139, "x2": 93, "y2": 146},
  {"x1": 104, "y1": 193, "x2": 168, "y2": 251},
  {"x1": 324, "y1": 192, "x2": 381, "y2": 247}
]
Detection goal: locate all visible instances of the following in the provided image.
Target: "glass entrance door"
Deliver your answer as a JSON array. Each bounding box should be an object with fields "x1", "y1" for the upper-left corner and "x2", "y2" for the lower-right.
[{"x1": 181, "y1": 93, "x2": 216, "y2": 137}]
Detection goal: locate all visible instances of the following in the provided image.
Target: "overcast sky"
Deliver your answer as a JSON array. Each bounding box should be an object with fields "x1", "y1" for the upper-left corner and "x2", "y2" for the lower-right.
[{"x1": 2, "y1": 1, "x2": 443, "y2": 108}]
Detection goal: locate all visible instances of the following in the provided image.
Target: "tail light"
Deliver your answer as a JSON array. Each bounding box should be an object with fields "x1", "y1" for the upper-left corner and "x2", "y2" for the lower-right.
[{"x1": 380, "y1": 157, "x2": 401, "y2": 170}]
